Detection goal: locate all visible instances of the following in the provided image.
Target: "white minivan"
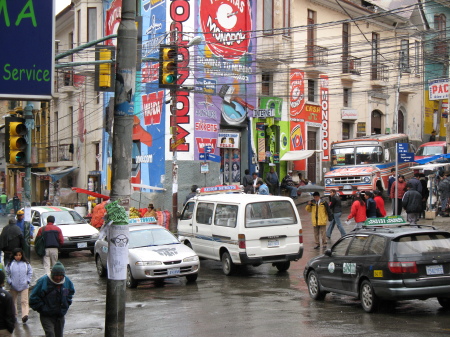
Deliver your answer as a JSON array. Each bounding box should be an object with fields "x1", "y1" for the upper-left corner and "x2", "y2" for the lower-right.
[{"x1": 178, "y1": 190, "x2": 303, "y2": 275}]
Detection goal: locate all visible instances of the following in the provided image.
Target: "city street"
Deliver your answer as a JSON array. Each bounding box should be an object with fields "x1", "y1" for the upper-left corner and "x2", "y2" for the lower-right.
[{"x1": 5, "y1": 200, "x2": 450, "y2": 337}]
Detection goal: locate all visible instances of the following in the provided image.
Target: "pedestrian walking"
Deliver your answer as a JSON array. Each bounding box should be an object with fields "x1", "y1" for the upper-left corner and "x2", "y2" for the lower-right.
[
  {"x1": 12, "y1": 195, "x2": 20, "y2": 215},
  {"x1": 346, "y1": 192, "x2": 367, "y2": 230},
  {"x1": 0, "y1": 192, "x2": 7, "y2": 216},
  {"x1": 419, "y1": 173, "x2": 429, "y2": 218},
  {"x1": 5, "y1": 248, "x2": 32, "y2": 324},
  {"x1": 408, "y1": 173, "x2": 422, "y2": 193},
  {"x1": 242, "y1": 169, "x2": 254, "y2": 194},
  {"x1": 373, "y1": 190, "x2": 386, "y2": 217},
  {"x1": 0, "y1": 271, "x2": 16, "y2": 336},
  {"x1": 390, "y1": 175, "x2": 407, "y2": 215},
  {"x1": 15, "y1": 210, "x2": 34, "y2": 238},
  {"x1": 437, "y1": 171, "x2": 450, "y2": 216},
  {"x1": 305, "y1": 192, "x2": 329, "y2": 249},
  {"x1": 184, "y1": 185, "x2": 198, "y2": 206},
  {"x1": 364, "y1": 191, "x2": 377, "y2": 218},
  {"x1": 29, "y1": 262, "x2": 75, "y2": 337},
  {"x1": 36, "y1": 216, "x2": 64, "y2": 275},
  {"x1": 326, "y1": 189, "x2": 346, "y2": 239},
  {"x1": 402, "y1": 183, "x2": 423, "y2": 225},
  {"x1": 0, "y1": 219, "x2": 25, "y2": 266},
  {"x1": 429, "y1": 130, "x2": 436, "y2": 142},
  {"x1": 264, "y1": 165, "x2": 279, "y2": 196}
]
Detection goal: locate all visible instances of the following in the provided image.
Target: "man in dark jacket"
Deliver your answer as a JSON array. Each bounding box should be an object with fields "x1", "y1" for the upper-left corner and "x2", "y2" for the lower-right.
[
  {"x1": 402, "y1": 183, "x2": 423, "y2": 225},
  {"x1": 363, "y1": 191, "x2": 377, "y2": 218},
  {"x1": 326, "y1": 189, "x2": 346, "y2": 239},
  {"x1": 0, "y1": 219, "x2": 24, "y2": 266},
  {"x1": 408, "y1": 173, "x2": 422, "y2": 194},
  {"x1": 0, "y1": 271, "x2": 16, "y2": 335},
  {"x1": 36, "y1": 216, "x2": 64, "y2": 275},
  {"x1": 242, "y1": 169, "x2": 254, "y2": 194},
  {"x1": 184, "y1": 185, "x2": 198, "y2": 206},
  {"x1": 30, "y1": 262, "x2": 75, "y2": 337}
]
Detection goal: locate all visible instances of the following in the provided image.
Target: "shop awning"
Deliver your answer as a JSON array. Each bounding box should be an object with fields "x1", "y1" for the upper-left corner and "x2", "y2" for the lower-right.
[
  {"x1": 410, "y1": 163, "x2": 450, "y2": 171},
  {"x1": 131, "y1": 183, "x2": 166, "y2": 191},
  {"x1": 32, "y1": 167, "x2": 78, "y2": 182},
  {"x1": 280, "y1": 150, "x2": 323, "y2": 161},
  {"x1": 71, "y1": 187, "x2": 110, "y2": 200}
]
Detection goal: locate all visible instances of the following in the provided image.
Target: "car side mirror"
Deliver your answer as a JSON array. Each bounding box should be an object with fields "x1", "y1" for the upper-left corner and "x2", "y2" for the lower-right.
[
  {"x1": 325, "y1": 249, "x2": 332, "y2": 257},
  {"x1": 32, "y1": 222, "x2": 40, "y2": 227}
]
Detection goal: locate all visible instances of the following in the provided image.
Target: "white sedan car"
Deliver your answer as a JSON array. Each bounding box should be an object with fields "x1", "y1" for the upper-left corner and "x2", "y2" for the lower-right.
[{"x1": 95, "y1": 224, "x2": 200, "y2": 287}]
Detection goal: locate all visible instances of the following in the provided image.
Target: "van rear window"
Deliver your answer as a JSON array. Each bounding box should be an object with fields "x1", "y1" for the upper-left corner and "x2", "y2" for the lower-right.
[{"x1": 245, "y1": 201, "x2": 296, "y2": 227}]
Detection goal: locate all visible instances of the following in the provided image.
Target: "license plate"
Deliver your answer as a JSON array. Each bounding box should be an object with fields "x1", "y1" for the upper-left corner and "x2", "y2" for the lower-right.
[
  {"x1": 268, "y1": 240, "x2": 280, "y2": 248},
  {"x1": 426, "y1": 265, "x2": 444, "y2": 275},
  {"x1": 168, "y1": 268, "x2": 180, "y2": 275},
  {"x1": 77, "y1": 242, "x2": 88, "y2": 248},
  {"x1": 343, "y1": 184, "x2": 352, "y2": 190}
]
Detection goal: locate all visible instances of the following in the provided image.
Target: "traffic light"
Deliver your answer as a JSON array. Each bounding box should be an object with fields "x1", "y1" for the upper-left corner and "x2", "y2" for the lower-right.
[
  {"x1": 159, "y1": 45, "x2": 178, "y2": 88},
  {"x1": 5, "y1": 116, "x2": 27, "y2": 165},
  {"x1": 99, "y1": 48, "x2": 112, "y2": 88}
]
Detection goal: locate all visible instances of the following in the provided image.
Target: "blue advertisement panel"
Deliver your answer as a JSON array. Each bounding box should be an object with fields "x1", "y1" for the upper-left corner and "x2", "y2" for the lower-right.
[
  {"x1": 193, "y1": 0, "x2": 257, "y2": 160},
  {"x1": 0, "y1": 0, "x2": 54, "y2": 99}
]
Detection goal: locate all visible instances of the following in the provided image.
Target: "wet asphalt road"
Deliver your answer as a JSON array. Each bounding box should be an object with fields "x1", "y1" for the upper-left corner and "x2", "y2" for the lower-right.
[{"x1": 4, "y1": 201, "x2": 450, "y2": 337}]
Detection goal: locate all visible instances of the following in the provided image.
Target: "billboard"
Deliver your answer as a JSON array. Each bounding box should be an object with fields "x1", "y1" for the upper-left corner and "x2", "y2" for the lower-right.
[{"x1": 0, "y1": 0, "x2": 54, "y2": 99}]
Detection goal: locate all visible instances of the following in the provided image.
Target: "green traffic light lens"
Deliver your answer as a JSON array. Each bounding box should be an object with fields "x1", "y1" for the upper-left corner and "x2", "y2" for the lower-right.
[{"x1": 165, "y1": 74, "x2": 175, "y2": 84}]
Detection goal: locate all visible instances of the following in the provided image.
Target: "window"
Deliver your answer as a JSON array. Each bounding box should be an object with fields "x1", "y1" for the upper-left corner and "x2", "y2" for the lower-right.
[
  {"x1": 180, "y1": 202, "x2": 195, "y2": 220},
  {"x1": 400, "y1": 39, "x2": 409, "y2": 72},
  {"x1": 366, "y1": 235, "x2": 386, "y2": 255},
  {"x1": 332, "y1": 236, "x2": 352, "y2": 256},
  {"x1": 342, "y1": 123, "x2": 351, "y2": 140},
  {"x1": 342, "y1": 22, "x2": 350, "y2": 72},
  {"x1": 343, "y1": 88, "x2": 351, "y2": 107},
  {"x1": 307, "y1": 10, "x2": 316, "y2": 63},
  {"x1": 214, "y1": 204, "x2": 238, "y2": 227},
  {"x1": 245, "y1": 201, "x2": 296, "y2": 227},
  {"x1": 263, "y1": 0, "x2": 274, "y2": 35},
  {"x1": 347, "y1": 235, "x2": 370, "y2": 255},
  {"x1": 283, "y1": 0, "x2": 290, "y2": 36},
  {"x1": 69, "y1": 32, "x2": 74, "y2": 62},
  {"x1": 394, "y1": 233, "x2": 450, "y2": 257},
  {"x1": 195, "y1": 203, "x2": 215, "y2": 225},
  {"x1": 87, "y1": 7, "x2": 97, "y2": 42},
  {"x1": 434, "y1": 14, "x2": 447, "y2": 55},
  {"x1": 371, "y1": 32, "x2": 379, "y2": 80},
  {"x1": 77, "y1": 10, "x2": 81, "y2": 45},
  {"x1": 307, "y1": 79, "x2": 317, "y2": 102},
  {"x1": 261, "y1": 72, "x2": 273, "y2": 96},
  {"x1": 415, "y1": 40, "x2": 420, "y2": 76}
]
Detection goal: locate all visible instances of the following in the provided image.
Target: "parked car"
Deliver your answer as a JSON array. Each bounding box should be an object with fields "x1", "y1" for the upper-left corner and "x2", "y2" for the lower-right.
[
  {"x1": 30, "y1": 206, "x2": 99, "y2": 253},
  {"x1": 95, "y1": 224, "x2": 199, "y2": 288},
  {"x1": 178, "y1": 186, "x2": 303, "y2": 275},
  {"x1": 304, "y1": 225, "x2": 450, "y2": 312},
  {"x1": 415, "y1": 141, "x2": 447, "y2": 162}
]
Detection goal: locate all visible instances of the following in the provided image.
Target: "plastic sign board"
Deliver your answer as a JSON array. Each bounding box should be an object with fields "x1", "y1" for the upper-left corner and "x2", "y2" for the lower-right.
[
  {"x1": 128, "y1": 217, "x2": 157, "y2": 224},
  {"x1": 429, "y1": 79, "x2": 449, "y2": 101},
  {"x1": 397, "y1": 143, "x2": 409, "y2": 153},
  {"x1": 0, "y1": 0, "x2": 54, "y2": 99},
  {"x1": 207, "y1": 153, "x2": 221, "y2": 163},
  {"x1": 364, "y1": 216, "x2": 406, "y2": 226},
  {"x1": 399, "y1": 153, "x2": 414, "y2": 163},
  {"x1": 198, "y1": 185, "x2": 242, "y2": 194}
]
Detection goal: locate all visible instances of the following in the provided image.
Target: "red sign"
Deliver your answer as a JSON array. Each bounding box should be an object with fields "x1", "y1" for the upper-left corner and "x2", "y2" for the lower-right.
[
  {"x1": 142, "y1": 62, "x2": 159, "y2": 83},
  {"x1": 105, "y1": 0, "x2": 121, "y2": 46},
  {"x1": 199, "y1": 0, "x2": 251, "y2": 59},
  {"x1": 320, "y1": 75, "x2": 329, "y2": 161},
  {"x1": 142, "y1": 91, "x2": 164, "y2": 125},
  {"x1": 196, "y1": 138, "x2": 218, "y2": 153},
  {"x1": 289, "y1": 70, "x2": 305, "y2": 119}
]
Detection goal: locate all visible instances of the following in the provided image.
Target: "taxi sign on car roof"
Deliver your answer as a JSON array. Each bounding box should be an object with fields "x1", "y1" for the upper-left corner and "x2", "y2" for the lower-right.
[
  {"x1": 198, "y1": 185, "x2": 243, "y2": 195},
  {"x1": 363, "y1": 215, "x2": 406, "y2": 227}
]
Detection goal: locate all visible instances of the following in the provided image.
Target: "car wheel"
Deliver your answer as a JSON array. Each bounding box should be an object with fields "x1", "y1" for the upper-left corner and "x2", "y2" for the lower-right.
[
  {"x1": 274, "y1": 261, "x2": 290, "y2": 272},
  {"x1": 186, "y1": 273, "x2": 198, "y2": 282},
  {"x1": 438, "y1": 297, "x2": 450, "y2": 309},
  {"x1": 185, "y1": 241, "x2": 193, "y2": 249},
  {"x1": 126, "y1": 266, "x2": 138, "y2": 288},
  {"x1": 90, "y1": 249, "x2": 95, "y2": 255},
  {"x1": 221, "y1": 251, "x2": 235, "y2": 276},
  {"x1": 360, "y1": 280, "x2": 379, "y2": 313},
  {"x1": 95, "y1": 255, "x2": 107, "y2": 277},
  {"x1": 307, "y1": 270, "x2": 326, "y2": 300}
]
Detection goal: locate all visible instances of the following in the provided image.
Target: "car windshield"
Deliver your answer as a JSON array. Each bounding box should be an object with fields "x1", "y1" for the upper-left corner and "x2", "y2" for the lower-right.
[
  {"x1": 331, "y1": 146, "x2": 383, "y2": 166},
  {"x1": 245, "y1": 201, "x2": 296, "y2": 227},
  {"x1": 393, "y1": 233, "x2": 450, "y2": 256},
  {"x1": 416, "y1": 146, "x2": 444, "y2": 156},
  {"x1": 43, "y1": 211, "x2": 86, "y2": 225},
  {"x1": 129, "y1": 228, "x2": 179, "y2": 249}
]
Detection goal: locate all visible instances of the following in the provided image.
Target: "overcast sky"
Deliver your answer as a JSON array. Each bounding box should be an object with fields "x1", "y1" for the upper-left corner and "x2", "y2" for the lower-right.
[{"x1": 56, "y1": 0, "x2": 71, "y2": 15}]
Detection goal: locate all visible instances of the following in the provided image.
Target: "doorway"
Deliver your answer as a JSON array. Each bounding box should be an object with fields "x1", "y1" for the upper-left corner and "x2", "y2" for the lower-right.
[
  {"x1": 307, "y1": 131, "x2": 317, "y2": 183},
  {"x1": 371, "y1": 110, "x2": 382, "y2": 134}
]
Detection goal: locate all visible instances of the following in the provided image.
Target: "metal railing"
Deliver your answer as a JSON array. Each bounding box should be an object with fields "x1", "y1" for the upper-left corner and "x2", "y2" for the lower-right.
[
  {"x1": 371, "y1": 62, "x2": 389, "y2": 81},
  {"x1": 306, "y1": 45, "x2": 328, "y2": 66},
  {"x1": 48, "y1": 144, "x2": 73, "y2": 162},
  {"x1": 342, "y1": 56, "x2": 362, "y2": 75}
]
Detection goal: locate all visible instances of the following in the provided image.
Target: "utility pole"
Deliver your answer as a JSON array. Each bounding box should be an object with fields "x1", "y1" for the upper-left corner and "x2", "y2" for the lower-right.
[
  {"x1": 104, "y1": 0, "x2": 137, "y2": 335},
  {"x1": 23, "y1": 103, "x2": 34, "y2": 260}
]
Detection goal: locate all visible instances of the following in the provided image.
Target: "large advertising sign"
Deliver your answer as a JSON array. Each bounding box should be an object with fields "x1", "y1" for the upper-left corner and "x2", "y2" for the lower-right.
[
  {"x1": 429, "y1": 78, "x2": 449, "y2": 100},
  {"x1": 0, "y1": 0, "x2": 54, "y2": 99}
]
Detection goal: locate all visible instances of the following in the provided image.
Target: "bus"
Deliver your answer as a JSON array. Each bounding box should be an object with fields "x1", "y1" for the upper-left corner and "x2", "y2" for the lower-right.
[{"x1": 324, "y1": 134, "x2": 415, "y2": 196}]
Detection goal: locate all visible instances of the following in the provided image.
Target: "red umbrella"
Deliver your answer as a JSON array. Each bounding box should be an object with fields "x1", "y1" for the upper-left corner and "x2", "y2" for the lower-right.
[{"x1": 71, "y1": 187, "x2": 110, "y2": 200}]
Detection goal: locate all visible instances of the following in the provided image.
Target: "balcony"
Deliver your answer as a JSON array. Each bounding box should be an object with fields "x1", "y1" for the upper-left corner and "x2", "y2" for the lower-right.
[
  {"x1": 49, "y1": 144, "x2": 74, "y2": 163},
  {"x1": 305, "y1": 45, "x2": 328, "y2": 72},
  {"x1": 370, "y1": 62, "x2": 389, "y2": 86},
  {"x1": 54, "y1": 70, "x2": 84, "y2": 93},
  {"x1": 341, "y1": 56, "x2": 362, "y2": 81}
]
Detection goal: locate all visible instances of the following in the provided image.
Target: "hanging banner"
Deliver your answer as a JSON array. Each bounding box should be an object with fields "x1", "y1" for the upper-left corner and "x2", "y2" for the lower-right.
[
  {"x1": 256, "y1": 123, "x2": 266, "y2": 162},
  {"x1": 320, "y1": 75, "x2": 329, "y2": 161}
]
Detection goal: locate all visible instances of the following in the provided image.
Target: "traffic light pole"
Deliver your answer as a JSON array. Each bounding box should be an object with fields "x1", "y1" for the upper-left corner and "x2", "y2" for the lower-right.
[
  {"x1": 105, "y1": 0, "x2": 137, "y2": 336},
  {"x1": 23, "y1": 104, "x2": 33, "y2": 260}
]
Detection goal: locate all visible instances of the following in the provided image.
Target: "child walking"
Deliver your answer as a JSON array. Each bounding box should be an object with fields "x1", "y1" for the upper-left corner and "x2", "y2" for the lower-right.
[{"x1": 6, "y1": 248, "x2": 33, "y2": 323}]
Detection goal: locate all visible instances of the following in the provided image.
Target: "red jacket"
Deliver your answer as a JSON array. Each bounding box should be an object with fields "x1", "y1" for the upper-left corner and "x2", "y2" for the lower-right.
[
  {"x1": 347, "y1": 200, "x2": 367, "y2": 223},
  {"x1": 374, "y1": 196, "x2": 386, "y2": 217},
  {"x1": 390, "y1": 180, "x2": 407, "y2": 199},
  {"x1": 36, "y1": 223, "x2": 64, "y2": 248}
]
